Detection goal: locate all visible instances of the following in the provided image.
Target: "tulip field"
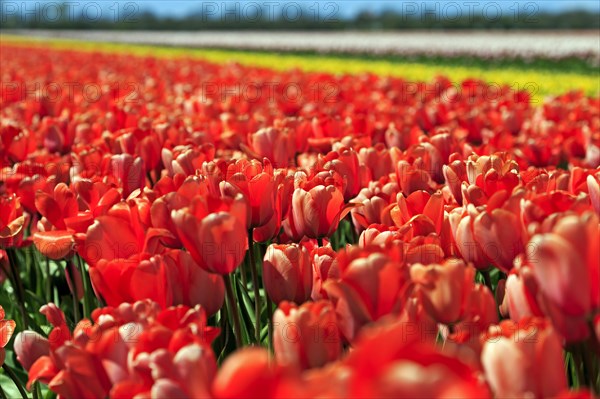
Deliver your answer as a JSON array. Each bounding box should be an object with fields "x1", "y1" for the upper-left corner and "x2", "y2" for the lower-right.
[{"x1": 0, "y1": 36, "x2": 599, "y2": 398}]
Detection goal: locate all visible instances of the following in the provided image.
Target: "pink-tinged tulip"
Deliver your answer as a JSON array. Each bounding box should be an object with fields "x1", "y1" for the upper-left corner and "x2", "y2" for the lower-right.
[
  {"x1": 524, "y1": 212, "x2": 599, "y2": 342},
  {"x1": 14, "y1": 331, "x2": 50, "y2": 370},
  {"x1": 273, "y1": 301, "x2": 341, "y2": 370},
  {"x1": 358, "y1": 144, "x2": 394, "y2": 181},
  {"x1": 287, "y1": 184, "x2": 356, "y2": 240},
  {"x1": 161, "y1": 144, "x2": 216, "y2": 178},
  {"x1": 465, "y1": 153, "x2": 520, "y2": 200},
  {"x1": 395, "y1": 160, "x2": 434, "y2": 196},
  {"x1": 481, "y1": 318, "x2": 567, "y2": 398},
  {"x1": 587, "y1": 174, "x2": 600, "y2": 216},
  {"x1": 350, "y1": 179, "x2": 398, "y2": 233},
  {"x1": 472, "y1": 207, "x2": 524, "y2": 273},
  {"x1": 0, "y1": 306, "x2": 16, "y2": 365},
  {"x1": 358, "y1": 224, "x2": 404, "y2": 248},
  {"x1": 409, "y1": 258, "x2": 475, "y2": 324},
  {"x1": 443, "y1": 160, "x2": 468, "y2": 205},
  {"x1": 310, "y1": 246, "x2": 339, "y2": 301},
  {"x1": 449, "y1": 197, "x2": 524, "y2": 273},
  {"x1": 323, "y1": 146, "x2": 367, "y2": 200},
  {"x1": 500, "y1": 271, "x2": 544, "y2": 322},
  {"x1": 263, "y1": 243, "x2": 313, "y2": 305},
  {"x1": 164, "y1": 250, "x2": 225, "y2": 316},
  {"x1": 244, "y1": 127, "x2": 295, "y2": 169},
  {"x1": 107, "y1": 153, "x2": 145, "y2": 197}
]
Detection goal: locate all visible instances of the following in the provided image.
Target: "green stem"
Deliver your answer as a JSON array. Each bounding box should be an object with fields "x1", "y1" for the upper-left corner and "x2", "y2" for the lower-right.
[
  {"x1": 2, "y1": 364, "x2": 29, "y2": 399},
  {"x1": 45, "y1": 257, "x2": 52, "y2": 303},
  {"x1": 76, "y1": 257, "x2": 92, "y2": 319},
  {"x1": 248, "y1": 229, "x2": 261, "y2": 344},
  {"x1": 224, "y1": 273, "x2": 243, "y2": 348},
  {"x1": 6, "y1": 248, "x2": 30, "y2": 329},
  {"x1": 65, "y1": 261, "x2": 80, "y2": 323},
  {"x1": 266, "y1": 295, "x2": 274, "y2": 351},
  {"x1": 481, "y1": 269, "x2": 493, "y2": 291},
  {"x1": 570, "y1": 346, "x2": 586, "y2": 388}
]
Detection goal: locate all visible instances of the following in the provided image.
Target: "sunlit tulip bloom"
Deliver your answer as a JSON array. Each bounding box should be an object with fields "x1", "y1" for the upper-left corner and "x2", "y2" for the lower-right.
[
  {"x1": 341, "y1": 320, "x2": 491, "y2": 398},
  {"x1": 150, "y1": 175, "x2": 210, "y2": 248},
  {"x1": 481, "y1": 318, "x2": 567, "y2": 398},
  {"x1": 443, "y1": 160, "x2": 469, "y2": 205},
  {"x1": 244, "y1": 127, "x2": 295, "y2": 169},
  {"x1": 449, "y1": 198, "x2": 524, "y2": 273},
  {"x1": 323, "y1": 249, "x2": 410, "y2": 341},
  {"x1": 395, "y1": 160, "x2": 434, "y2": 196},
  {"x1": 0, "y1": 306, "x2": 16, "y2": 365},
  {"x1": 409, "y1": 258, "x2": 475, "y2": 324},
  {"x1": 224, "y1": 158, "x2": 276, "y2": 228},
  {"x1": 310, "y1": 246, "x2": 339, "y2": 301},
  {"x1": 390, "y1": 190, "x2": 444, "y2": 234},
  {"x1": 358, "y1": 224, "x2": 404, "y2": 248},
  {"x1": 14, "y1": 331, "x2": 50, "y2": 370},
  {"x1": 500, "y1": 271, "x2": 544, "y2": 322},
  {"x1": 273, "y1": 301, "x2": 341, "y2": 370},
  {"x1": 106, "y1": 153, "x2": 145, "y2": 197},
  {"x1": 587, "y1": 174, "x2": 600, "y2": 216},
  {"x1": 263, "y1": 243, "x2": 312, "y2": 304},
  {"x1": 161, "y1": 144, "x2": 216, "y2": 177},
  {"x1": 0, "y1": 194, "x2": 27, "y2": 247},
  {"x1": 323, "y1": 146, "x2": 366, "y2": 200},
  {"x1": 350, "y1": 178, "x2": 399, "y2": 233},
  {"x1": 287, "y1": 184, "x2": 356, "y2": 240},
  {"x1": 212, "y1": 348, "x2": 283, "y2": 399},
  {"x1": 524, "y1": 212, "x2": 599, "y2": 342},
  {"x1": 358, "y1": 144, "x2": 394, "y2": 181},
  {"x1": 171, "y1": 194, "x2": 248, "y2": 274}
]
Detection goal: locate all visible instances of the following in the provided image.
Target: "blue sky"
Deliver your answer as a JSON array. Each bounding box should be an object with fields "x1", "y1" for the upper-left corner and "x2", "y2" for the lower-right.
[
  {"x1": 5, "y1": 1, "x2": 599, "y2": 21},
  {"x1": 139, "y1": 1, "x2": 600, "y2": 18}
]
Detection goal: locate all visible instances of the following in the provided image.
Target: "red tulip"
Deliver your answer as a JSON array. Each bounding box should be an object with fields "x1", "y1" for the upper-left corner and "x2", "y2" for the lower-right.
[
  {"x1": 212, "y1": 348, "x2": 283, "y2": 399},
  {"x1": 172, "y1": 194, "x2": 248, "y2": 274},
  {"x1": 263, "y1": 243, "x2": 312, "y2": 305},
  {"x1": 287, "y1": 184, "x2": 355, "y2": 240},
  {"x1": 310, "y1": 246, "x2": 339, "y2": 301},
  {"x1": 0, "y1": 194, "x2": 27, "y2": 247},
  {"x1": 14, "y1": 331, "x2": 50, "y2": 370},
  {"x1": 524, "y1": 212, "x2": 599, "y2": 342},
  {"x1": 0, "y1": 305, "x2": 16, "y2": 365},
  {"x1": 106, "y1": 153, "x2": 145, "y2": 197},
  {"x1": 323, "y1": 249, "x2": 411, "y2": 341},
  {"x1": 481, "y1": 318, "x2": 567, "y2": 398},
  {"x1": 224, "y1": 158, "x2": 277, "y2": 228},
  {"x1": 409, "y1": 258, "x2": 475, "y2": 324},
  {"x1": 273, "y1": 301, "x2": 341, "y2": 370},
  {"x1": 244, "y1": 127, "x2": 295, "y2": 169}
]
